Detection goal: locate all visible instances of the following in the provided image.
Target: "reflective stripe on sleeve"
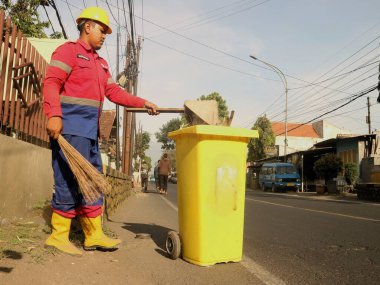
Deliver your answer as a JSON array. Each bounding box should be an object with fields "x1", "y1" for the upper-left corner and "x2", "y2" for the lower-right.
[
  {"x1": 49, "y1": 60, "x2": 72, "y2": 74},
  {"x1": 60, "y1": 95, "x2": 101, "y2": 107}
]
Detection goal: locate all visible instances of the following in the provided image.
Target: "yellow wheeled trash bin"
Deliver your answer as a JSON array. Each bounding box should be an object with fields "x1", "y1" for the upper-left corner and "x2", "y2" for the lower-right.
[{"x1": 167, "y1": 125, "x2": 259, "y2": 266}]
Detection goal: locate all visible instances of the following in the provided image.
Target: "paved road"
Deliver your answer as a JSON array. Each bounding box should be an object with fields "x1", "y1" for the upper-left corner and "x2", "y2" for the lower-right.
[{"x1": 165, "y1": 183, "x2": 380, "y2": 285}]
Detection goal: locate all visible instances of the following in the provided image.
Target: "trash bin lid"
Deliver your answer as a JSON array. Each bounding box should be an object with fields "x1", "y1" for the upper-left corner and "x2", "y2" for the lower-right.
[{"x1": 168, "y1": 125, "x2": 259, "y2": 139}]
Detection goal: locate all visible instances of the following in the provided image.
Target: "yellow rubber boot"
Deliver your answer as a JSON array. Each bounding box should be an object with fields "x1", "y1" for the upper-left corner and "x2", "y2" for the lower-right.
[
  {"x1": 45, "y1": 212, "x2": 82, "y2": 256},
  {"x1": 80, "y1": 216, "x2": 121, "y2": 251}
]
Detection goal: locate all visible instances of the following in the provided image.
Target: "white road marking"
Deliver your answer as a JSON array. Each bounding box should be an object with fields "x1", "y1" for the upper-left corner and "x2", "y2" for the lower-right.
[
  {"x1": 246, "y1": 198, "x2": 380, "y2": 222},
  {"x1": 160, "y1": 195, "x2": 286, "y2": 285},
  {"x1": 241, "y1": 255, "x2": 286, "y2": 285},
  {"x1": 160, "y1": 195, "x2": 178, "y2": 211}
]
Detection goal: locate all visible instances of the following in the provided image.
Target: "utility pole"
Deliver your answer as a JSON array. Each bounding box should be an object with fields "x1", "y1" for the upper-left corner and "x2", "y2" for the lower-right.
[
  {"x1": 115, "y1": 26, "x2": 120, "y2": 170},
  {"x1": 122, "y1": 38, "x2": 133, "y2": 174},
  {"x1": 129, "y1": 37, "x2": 142, "y2": 172},
  {"x1": 367, "y1": 97, "x2": 371, "y2": 134},
  {"x1": 121, "y1": 36, "x2": 140, "y2": 175}
]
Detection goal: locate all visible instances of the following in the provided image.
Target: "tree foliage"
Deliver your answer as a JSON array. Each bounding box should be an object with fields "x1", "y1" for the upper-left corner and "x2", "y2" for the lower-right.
[
  {"x1": 199, "y1": 92, "x2": 229, "y2": 120},
  {"x1": 134, "y1": 131, "x2": 150, "y2": 159},
  {"x1": 247, "y1": 115, "x2": 275, "y2": 161},
  {"x1": 133, "y1": 131, "x2": 151, "y2": 172},
  {"x1": 344, "y1": 163, "x2": 359, "y2": 185},
  {"x1": 313, "y1": 153, "x2": 343, "y2": 183},
  {"x1": 1, "y1": 0, "x2": 50, "y2": 38},
  {"x1": 155, "y1": 118, "x2": 182, "y2": 150}
]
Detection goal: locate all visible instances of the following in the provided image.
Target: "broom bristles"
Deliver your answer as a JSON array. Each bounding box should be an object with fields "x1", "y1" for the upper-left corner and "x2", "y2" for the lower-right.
[{"x1": 57, "y1": 135, "x2": 112, "y2": 204}]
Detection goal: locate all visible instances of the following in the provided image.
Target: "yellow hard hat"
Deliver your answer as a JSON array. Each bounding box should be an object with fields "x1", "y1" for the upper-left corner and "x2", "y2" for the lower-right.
[{"x1": 76, "y1": 6, "x2": 112, "y2": 34}]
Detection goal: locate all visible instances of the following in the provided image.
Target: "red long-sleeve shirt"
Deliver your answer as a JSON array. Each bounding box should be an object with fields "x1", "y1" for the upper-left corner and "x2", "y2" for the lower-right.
[{"x1": 43, "y1": 39, "x2": 146, "y2": 139}]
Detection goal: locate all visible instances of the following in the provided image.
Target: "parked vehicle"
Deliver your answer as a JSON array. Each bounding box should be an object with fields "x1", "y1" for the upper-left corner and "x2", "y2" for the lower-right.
[{"x1": 259, "y1": 162, "x2": 301, "y2": 192}]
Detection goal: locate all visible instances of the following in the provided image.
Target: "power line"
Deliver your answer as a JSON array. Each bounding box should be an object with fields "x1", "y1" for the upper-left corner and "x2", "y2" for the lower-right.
[
  {"x1": 42, "y1": 4, "x2": 56, "y2": 33},
  {"x1": 277, "y1": 85, "x2": 378, "y2": 136},
  {"x1": 97, "y1": 0, "x2": 359, "y2": 96},
  {"x1": 149, "y1": 0, "x2": 256, "y2": 34},
  {"x1": 179, "y1": 0, "x2": 272, "y2": 32},
  {"x1": 265, "y1": 43, "x2": 380, "y2": 121},
  {"x1": 105, "y1": 0, "x2": 118, "y2": 24},
  {"x1": 144, "y1": 36, "x2": 278, "y2": 81},
  {"x1": 286, "y1": 52, "x2": 380, "y2": 120},
  {"x1": 64, "y1": 0, "x2": 76, "y2": 25},
  {"x1": 289, "y1": 60, "x2": 380, "y2": 90},
  {"x1": 148, "y1": 0, "x2": 266, "y2": 36},
  {"x1": 284, "y1": 36, "x2": 380, "y2": 111}
]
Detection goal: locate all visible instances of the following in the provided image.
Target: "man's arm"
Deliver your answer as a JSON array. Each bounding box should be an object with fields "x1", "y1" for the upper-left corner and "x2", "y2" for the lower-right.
[
  {"x1": 43, "y1": 43, "x2": 75, "y2": 139},
  {"x1": 105, "y1": 75, "x2": 159, "y2": 115}
]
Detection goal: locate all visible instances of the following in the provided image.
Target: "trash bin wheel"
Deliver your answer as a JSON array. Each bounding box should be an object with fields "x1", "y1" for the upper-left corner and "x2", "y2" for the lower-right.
[{"x1": 166, "y1": 231, "x2": 181, "y2": 260}]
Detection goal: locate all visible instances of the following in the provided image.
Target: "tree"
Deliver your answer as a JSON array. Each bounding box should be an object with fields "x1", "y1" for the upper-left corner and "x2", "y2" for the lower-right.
[
  {"x1": 313, "y1": 153, "x2": 343, "y2": 183},
  {"x1": 1, "y1": 0, "x2": 49, "y2": 38},
  {"x1": 133, "y1": 131, "x2": 151, "y2": 172},
  {"x1": 155, "y1": 118, "x2": 182, "y2": 150},
  {"x1": 247, "y1": 115, "x2": 275, "y2": 161},
  {"x1": 134, "y1": 131, "x2": 150, "y2": 160},
  {"x1": 344, "y1": 163, "x2": 359, "y2": 185},
  {"x1": 199, "y1": 92, "x2": 229, "y2": 120},
  {"x1": 50, "y1": 31, "x2": 63, "y2": 39}
]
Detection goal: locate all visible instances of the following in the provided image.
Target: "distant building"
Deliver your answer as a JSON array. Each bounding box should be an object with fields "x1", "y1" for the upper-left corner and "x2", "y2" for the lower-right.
[{"x1": 272, "y1": 120, "x2": 351, "y2": 156}]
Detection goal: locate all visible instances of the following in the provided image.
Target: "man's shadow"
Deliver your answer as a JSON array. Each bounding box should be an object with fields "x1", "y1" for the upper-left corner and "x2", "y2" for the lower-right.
[
  {"x1": 122, "y1": 223, "x2": 174, "y2": 257},
  {"x1": 0, "y1": 250, "x2": 23, "y2": 273}
]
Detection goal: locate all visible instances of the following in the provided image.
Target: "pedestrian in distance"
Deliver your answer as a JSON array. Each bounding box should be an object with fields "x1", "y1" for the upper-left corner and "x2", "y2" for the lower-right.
[
  {"x1": 42, "y1": 6, "x2": 159, "y2": 256},
  {"x1": 140, "y1": 161, "x2": 149, "y2": 192},
  {"x1": 154, "y1": 160, "x2": 160, "y2": 192},
  {"x1": 158, "y1": 154, "x2": 171, "y2": 195}
]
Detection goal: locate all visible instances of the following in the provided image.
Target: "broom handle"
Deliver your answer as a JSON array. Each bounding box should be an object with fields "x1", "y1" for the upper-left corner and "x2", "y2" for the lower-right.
[{"x1": 125, "y1": 107, "x2": 184, "y2": 113}]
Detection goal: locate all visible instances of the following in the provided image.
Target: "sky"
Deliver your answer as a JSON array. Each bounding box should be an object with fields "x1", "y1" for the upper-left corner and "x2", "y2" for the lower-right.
[{"x1": 39, "y1": 0, "x2": 380, "y2": 165}]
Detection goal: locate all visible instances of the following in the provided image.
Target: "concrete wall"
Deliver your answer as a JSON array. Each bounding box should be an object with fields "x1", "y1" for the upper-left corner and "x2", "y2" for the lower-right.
[
  {"x1": 0, "y1": 134, "x2": 53, "y2": 221},
  {"x1": 276, "y1": 136, "x2": 323, "y2": 156}
]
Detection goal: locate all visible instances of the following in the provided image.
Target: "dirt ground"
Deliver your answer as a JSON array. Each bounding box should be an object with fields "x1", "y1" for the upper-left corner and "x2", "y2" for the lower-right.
[
  {"x1": 0, "y1": 198, "x2": 148, "y2": 284},
  {"x1": 0, "y1": 190, "x2": 259, "y2": 285}
]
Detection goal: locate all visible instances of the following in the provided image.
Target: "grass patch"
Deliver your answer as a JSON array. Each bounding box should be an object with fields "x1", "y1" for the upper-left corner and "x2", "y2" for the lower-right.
[{"x1": 33, "y1": 199, "x2": 50, "y2": 210}]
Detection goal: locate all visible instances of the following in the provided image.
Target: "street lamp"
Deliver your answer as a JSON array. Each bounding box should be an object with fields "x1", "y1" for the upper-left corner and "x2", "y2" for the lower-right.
[{"x1": 249, "y1": 55, "x2": 288, "y2": 160}]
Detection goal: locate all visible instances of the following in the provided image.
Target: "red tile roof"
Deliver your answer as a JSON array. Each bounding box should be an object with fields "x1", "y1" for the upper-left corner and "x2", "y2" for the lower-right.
[
  {"x1": 272, "y1": 122, "x2": 320, "y2": 138},
  {"x1": 99, "y1": 110, "x2": 116, "y2": 141}
]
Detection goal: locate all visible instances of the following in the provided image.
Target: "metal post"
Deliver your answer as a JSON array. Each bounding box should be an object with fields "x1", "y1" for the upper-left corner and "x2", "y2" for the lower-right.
[
  {"x1": 249, "y1": 55, "x2": 288, "y2": 160},
  {"x1": 367, "y1": 97, "x2": 371, "y2": 134}
]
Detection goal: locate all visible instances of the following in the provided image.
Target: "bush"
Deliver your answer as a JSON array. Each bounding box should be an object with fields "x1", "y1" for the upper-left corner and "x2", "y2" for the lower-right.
[
  {"x1": 344, "y1": 163, "x2": 359, "y2": 185},
  {"x1": 313, "y1": 153, "x2": 343, "y2": 183}
]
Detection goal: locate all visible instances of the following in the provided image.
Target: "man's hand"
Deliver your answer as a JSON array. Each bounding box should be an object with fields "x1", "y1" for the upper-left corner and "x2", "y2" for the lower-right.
[
  {"x1": 46, "y1": 116, "x2": 63, "y2": 140},
  {"x1": 144, "y1": 101, "x2": 159, "y2": 115}
]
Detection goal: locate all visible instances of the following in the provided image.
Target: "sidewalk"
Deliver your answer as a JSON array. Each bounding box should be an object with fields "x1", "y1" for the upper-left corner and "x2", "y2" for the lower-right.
[{"x1": 0, "y1": 187, "x2": 261, "y2": 285}]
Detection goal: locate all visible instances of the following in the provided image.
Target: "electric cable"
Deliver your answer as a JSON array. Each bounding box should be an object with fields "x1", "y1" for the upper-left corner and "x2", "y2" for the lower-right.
[
  {"x1": 64, "y1": 0, "x2": 76, "y2": 25},
  {"x1": 178, "y1": 0, "x2": 272, "y2": 32},
  {"x1": 42, "y1": 4, "x2": 56, "y2": 33},
  {"x1": 277, "y1": 85, "x2": 378, "y2": 136},
  {"x1": 144, "y1": 36, "x2": 278, "y2": 81}
]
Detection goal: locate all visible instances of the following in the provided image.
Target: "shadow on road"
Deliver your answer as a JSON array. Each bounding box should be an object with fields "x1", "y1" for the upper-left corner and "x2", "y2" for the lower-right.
[
  {"x1": 0, "y1": 267, "x2": 13, "y2": 273},
  {"x1": 122, "y1": 223, "x2": 174, "y2": 251}
]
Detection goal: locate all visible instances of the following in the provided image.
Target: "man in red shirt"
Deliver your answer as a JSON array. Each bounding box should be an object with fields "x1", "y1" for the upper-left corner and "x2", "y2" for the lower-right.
[{"x1": 43, "y1": 6, "x2": 158, "y2": 256}]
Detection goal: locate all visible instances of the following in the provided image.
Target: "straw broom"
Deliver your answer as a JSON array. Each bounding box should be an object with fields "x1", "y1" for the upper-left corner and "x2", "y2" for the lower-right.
[{"x1": 57, "y1": 135, "x2": 112, "y2": 204}]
